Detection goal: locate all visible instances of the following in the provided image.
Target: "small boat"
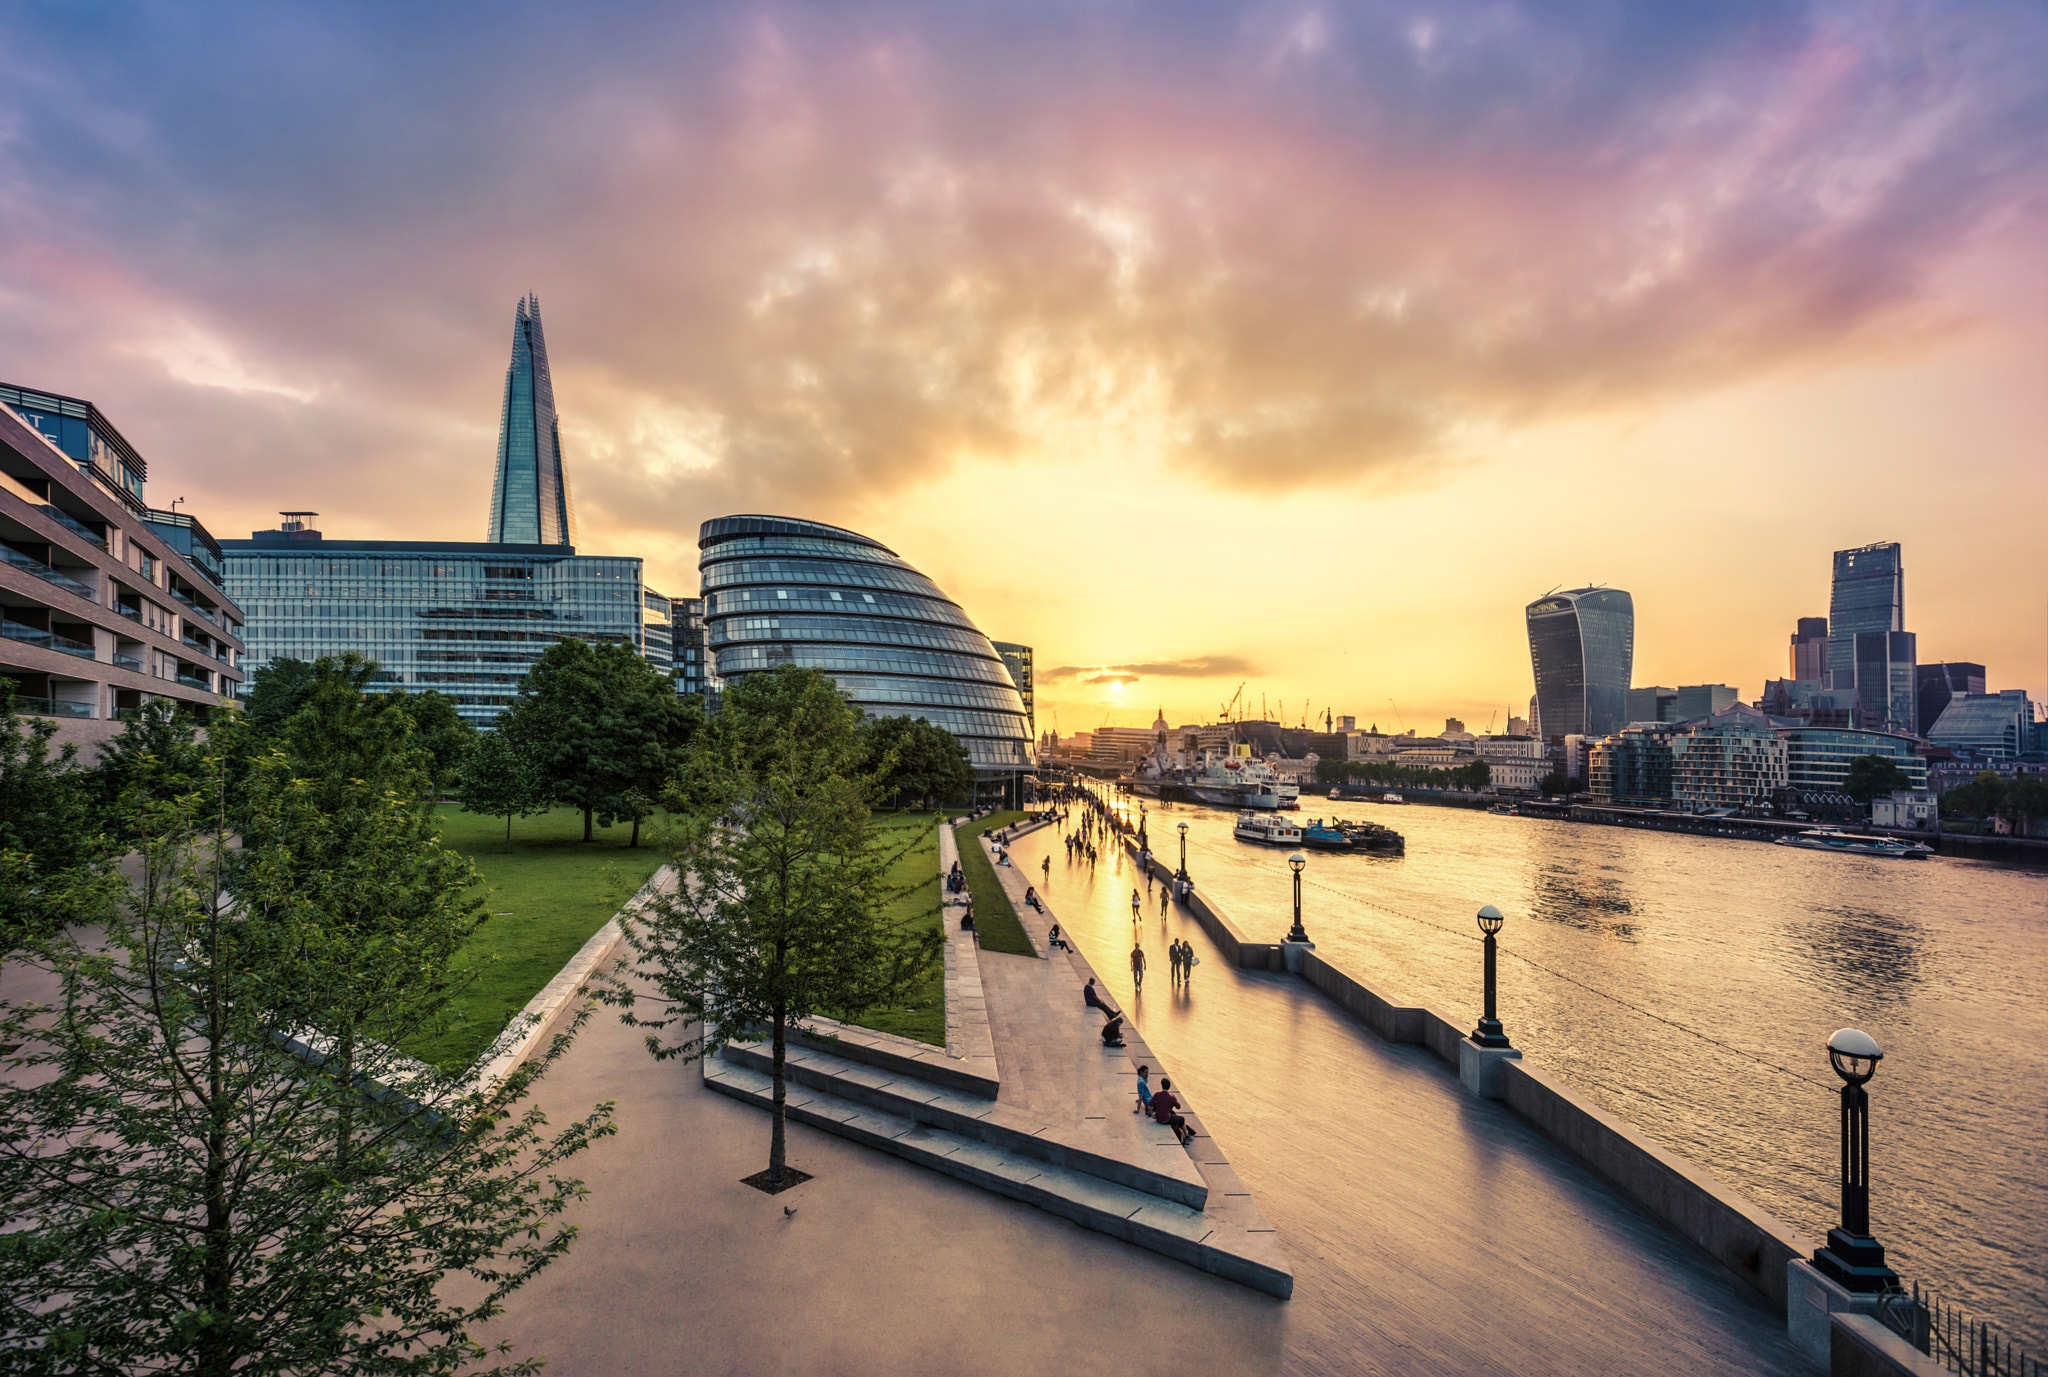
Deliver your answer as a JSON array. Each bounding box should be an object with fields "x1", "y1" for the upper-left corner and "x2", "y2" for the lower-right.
[
  {"x1": 1376, "y1": 792, "x2": 1405, "y2": 805},
  {"x1": 1233, "y1": 812, "x2": 1304, "y2": 846},
  {"x1": 1339, "y1": 819, "x2": 1406, "y2": 853},
  {"x1": 1300, "y1": 818, "x2": 1353, "y2": 850},
  {"x1": 1487, "y1": 803, "x2": 1518, "y2": 816},
  {"x1": 1775, "y1": 829, "x2": 1932, "y2": 860}
]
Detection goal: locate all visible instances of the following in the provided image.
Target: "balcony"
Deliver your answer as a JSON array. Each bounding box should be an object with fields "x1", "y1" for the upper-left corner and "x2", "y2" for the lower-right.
[
  {"x1": 115, "y1": 604, "x2": 143, "y2": 623},
  {"x1": 17, "y1": 696, "x2": 94, "y2": 719},
  {"x1": 169, "y1": 588, "x2": 219, "y2": 624},
  {"x1": 35, "y1": 505, "x2": 109, "y2": 552},
  {"x1": 113, "y1": 653, "x2": 144, "y2": 671},
  {"x1": 1, "y1": 542, "x2": 96, "y2": 600},
  {"x1": 175, "y1": 673, "x2": 211, "y2": 691},
  {"x1": 1, "y1": 618, "x2": 96, "y2": 658}
]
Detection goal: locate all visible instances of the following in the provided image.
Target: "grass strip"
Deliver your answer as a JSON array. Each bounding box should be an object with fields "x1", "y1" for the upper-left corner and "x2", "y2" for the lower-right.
[
  {"x1": 409, "y1": 804, "x2": 666, "y2": 1071},
  {"x1": 841, "y1": 812, "x2": 946, "y2": 1047},
  {"x1": 952, "y1": 818, "x2": 1037, "y2": 957}
]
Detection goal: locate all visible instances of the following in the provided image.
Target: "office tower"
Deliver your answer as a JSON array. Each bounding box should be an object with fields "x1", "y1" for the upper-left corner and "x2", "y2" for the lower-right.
[
  {"x1": 1627, "y1": 686, "x2": 1676, "y2": 723},
  {"x1": 1790, "y1": 617, "x2": 1828, "y2": 681},
  {"x1": 671, "y1": 595, "x2": 710, "y2": 698},
  {"x1": 1781, "y1": 727, "x2": 1927, "y2": 793},
  {"x1": 699, "y1": 515, "x2": 1035, "y2": 799},
  {"x1": 223, "y1": 524, "x2": 641, "y2": 727},
  {"x1": 642, "y1": 587, "x2": 675, "y2": 673},
  {"x1": 1827, "y1": 543, "x2": 1903, "y2": 689},
  {"x1": 1526, "y1": 587, "x2": 1634, "y2": 740},
  {"x1": 2, "y1": 383, "x2": 246, "y2": 751},
  {"x1": 1674, "y1": 684, "x2": 1739, "y2": 720},
  {"x1": 1444, "y1": 717, "x2": 1465, "y2": 734},
  {"x1": 1915, "y1": 662, "x2": 1985, "y2": 737},
  {"x1": 1927, "y1": 690, "x2": 2035, "y2": 760},
  {"x1": 992, "y1": 642, "x2": 1034, "y2": 739},
  {"x1": 486, "y1": 295, "x2": 577, "y2": 547},
  {"x1": 1851, "y1": 630, "x2": 1917, "y2": 735}
]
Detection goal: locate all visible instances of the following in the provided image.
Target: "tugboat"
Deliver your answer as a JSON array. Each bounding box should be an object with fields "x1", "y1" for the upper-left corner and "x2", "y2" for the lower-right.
[
  {"x1": 1300, "y1": 817, "x2": 1353, "y2": 851},
  {"x1": 1233, "y1": 812, "x2": 1304, "y2": 846}
]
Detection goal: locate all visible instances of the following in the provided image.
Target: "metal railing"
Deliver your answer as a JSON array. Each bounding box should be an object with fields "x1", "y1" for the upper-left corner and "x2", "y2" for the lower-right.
[
  {"x1": 175, "y1": 673, "x2": 211, "y2": 691},
  {"x1": 1881, "y1": 1285, "x2": 2042, "y2": 1377},
  {"x1": 1, "y1": 541, "x2": 96, "y2": 599},
  {"x1": 169, "y1": 588, "x2": 218, "y2": 624},
  {"x1": 113, "y1": 653, "x2": 144, "y2": 671},
  {"x1": 16, "y1": 696, "x2": 94, "y2": 719},
  {"x1": 1, "y1": 618, "x2": 96, "y2": 658}
]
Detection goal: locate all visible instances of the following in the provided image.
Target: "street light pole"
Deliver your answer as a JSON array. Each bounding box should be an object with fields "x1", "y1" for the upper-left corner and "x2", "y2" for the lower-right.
[
  {"x1": 1176, "y1": 822, "x2": 1189, "y2": 884},
  {"x1": 1286, "y1": 851, "x2": 1308, "y2": 942},
  {"x1": 1471, "y1": 904, "x2": 1511, "y2": 1048},
  {"x1": 1812, "y1": 1029, "x2": 1900, "y2": 1293}
]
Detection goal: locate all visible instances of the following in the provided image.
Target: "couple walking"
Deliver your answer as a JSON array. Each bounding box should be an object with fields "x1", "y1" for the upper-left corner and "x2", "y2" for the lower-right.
[{"x1": 1129, "y1": 938, "x2": 1198, "y2": 993}]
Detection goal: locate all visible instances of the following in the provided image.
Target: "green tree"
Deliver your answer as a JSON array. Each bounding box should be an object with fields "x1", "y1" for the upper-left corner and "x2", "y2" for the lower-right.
[
  {"x1": 0, "y1": 727, "x2": 613, "y2": 1373},
  {"x1": 387, "y1": 688, "x2": 478, "y2": 794},
  {"x1": 241, "y1": 655, "x2": 321, "y2": 739},
  {"x1": 865, "y1": 714, "x2": 975, "y2": 807},
  {"x1": 1998, "y1": 774, "x2": 2048, "y2": 837},
  {"x1": 607, "y1": 664, "x2": 941, "y2": 1188},
  {"x1": 90, "y1": 698, "x2": 209, "y2": 830},
  {"x1": 0, "y1": 680, "x2": 99, "y2": 944},
  {"x1": 275, "y1": 653, "x2": 432, "y2": 809},
  {"x1": 501, "y1": 640, "x2": 699, "y2": 844},
  {"x1": 1843, "y1": 753, "x2": 1912, "y2": 804},
  {"x1": 456, "y1": 728, "x2": 552, "y2": 853}
]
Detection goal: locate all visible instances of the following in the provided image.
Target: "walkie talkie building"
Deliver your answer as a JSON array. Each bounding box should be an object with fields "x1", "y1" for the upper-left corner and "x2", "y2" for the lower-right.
[
  {"x1": 1526, "y1": 587, "x2": 1635, "y2": 741},
  {"x1": 698, "y1": 515, "x2": 1035, "y2": 797}
]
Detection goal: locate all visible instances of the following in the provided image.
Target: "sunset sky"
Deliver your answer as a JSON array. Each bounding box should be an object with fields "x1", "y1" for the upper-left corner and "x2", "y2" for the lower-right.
[{"x1": 4, "y1": 1, "x2": 2045, "y2": 736}]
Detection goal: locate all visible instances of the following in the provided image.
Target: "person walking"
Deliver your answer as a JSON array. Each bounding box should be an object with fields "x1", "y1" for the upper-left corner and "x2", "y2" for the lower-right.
[
  {"x1": 1130, "y1": 888, "x2": 1141, "y2": 922},
  {"x1": 1160, "y1": 886, "x2": 1170, "y2": 918},
  {"x1": 1042, "y1": 854, "x2": 1051, "y2": 883},
  {"x1": 1130, "y1": 942, "x2": 1146, "y2": 992}
]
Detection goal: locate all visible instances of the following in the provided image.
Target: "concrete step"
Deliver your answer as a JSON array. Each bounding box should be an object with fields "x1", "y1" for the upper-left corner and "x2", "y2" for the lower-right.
[
  {"x1": 787, "y1": 1016, "x2": 998, "y2": 1101},
  {"x1": 718, "y1": 1038, "x2": 1208, "y2": 1209},
  {"x1": 703, "y1": 1056, "x2": 1292, "y2": 1298}
]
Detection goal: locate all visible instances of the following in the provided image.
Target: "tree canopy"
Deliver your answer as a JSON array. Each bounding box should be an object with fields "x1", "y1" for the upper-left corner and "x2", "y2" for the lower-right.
[
  {"x1": 500, "y1": 640, "x2": 701, "y2": 844},
  {"x1": 1843, "y1": 753, "x2": 1913, "y2": 804},
  {"x1": 608, "y1": 664, "x2": 941, "y2": 1188},
  {"x1": 864, "y1": 714, "x2": 975, "y2": 807}
]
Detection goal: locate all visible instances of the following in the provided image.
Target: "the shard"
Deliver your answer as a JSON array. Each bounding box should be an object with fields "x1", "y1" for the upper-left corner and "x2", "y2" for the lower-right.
[{"x1": 486, "y1": 294, "x2": 577, "y2": 546}]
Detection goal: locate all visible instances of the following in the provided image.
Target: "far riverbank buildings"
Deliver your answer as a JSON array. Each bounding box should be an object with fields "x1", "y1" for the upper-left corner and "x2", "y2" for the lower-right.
[{"x1": 698, "y1": 514, "x2": 1035, "y2": 799}]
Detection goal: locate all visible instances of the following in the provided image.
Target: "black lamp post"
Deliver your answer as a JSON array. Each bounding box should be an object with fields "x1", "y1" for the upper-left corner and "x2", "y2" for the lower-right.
[
  {"x1": 1176, "y1": 822, "x2": 1189, "y2": 884},
  {"x1": 1138, "y1": 805, "x2": 1148, "y2": 853},
  {"x1": 1286, "y1": 851, "x2": 1309, "y2": 942},
  {"x1": 1812, "y1": 1028, "x2": 1900, "y2": 1293},
  {"x1": 1471, "y1": 904, "x2": 1511, "y2": 1048}
]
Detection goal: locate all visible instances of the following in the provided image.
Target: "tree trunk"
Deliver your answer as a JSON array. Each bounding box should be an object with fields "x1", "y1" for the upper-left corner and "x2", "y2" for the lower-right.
[
  {"x1": 769, "y1": 1005, "x2": 788, "y2": 1184},
  {"x1": 505, "y1": 812, "x2": 514, "y2": 854},
  {"x1": 630, "y1": 816, "x2": 641, "y2": 849},
  {"x1": 583, "y1": 805, "x2": 593, "y2": 842}
]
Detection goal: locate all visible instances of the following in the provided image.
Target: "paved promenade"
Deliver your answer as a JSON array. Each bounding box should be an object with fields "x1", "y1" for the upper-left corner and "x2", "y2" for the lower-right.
[{"x1": 470, "y1": 816, "x2": 1814, "y2": 1374}]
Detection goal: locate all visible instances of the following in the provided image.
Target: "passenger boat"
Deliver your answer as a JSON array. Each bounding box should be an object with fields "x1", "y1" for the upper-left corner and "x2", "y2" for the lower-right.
[
  {"x1": 1775, "y1": 829, "x2": 1933, "y2": 860},
  {"x1": 1233, "y1": 812, "x2": 1304, "y2": 845},
  {"x1": 1486, "y1": 803, "x2": 1518, "y2": 816},
  {"x1": 1376, "y1": 792, "x2": 1405, "y2": 805}
]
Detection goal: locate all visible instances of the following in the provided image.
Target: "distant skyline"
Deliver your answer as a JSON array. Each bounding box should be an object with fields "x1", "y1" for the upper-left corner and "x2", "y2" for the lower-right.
[{"x1": 4, "y1": 2, "x2": 2045, "y2": 734}]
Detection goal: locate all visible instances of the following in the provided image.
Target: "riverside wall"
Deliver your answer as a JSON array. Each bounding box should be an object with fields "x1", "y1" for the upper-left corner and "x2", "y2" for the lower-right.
[{"x1": 1121, "y1": 829, "x2": 1814, "y2": 1320}]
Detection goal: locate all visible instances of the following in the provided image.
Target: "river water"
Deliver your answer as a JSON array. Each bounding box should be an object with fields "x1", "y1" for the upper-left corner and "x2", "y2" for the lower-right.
[{"x1": 1100, "y1": 792, "x2": 2048, "y2": 1350}]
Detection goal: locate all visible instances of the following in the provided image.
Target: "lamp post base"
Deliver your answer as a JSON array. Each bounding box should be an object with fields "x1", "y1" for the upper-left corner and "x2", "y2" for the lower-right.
[
  {"x1": 1279, "y1": 936, "x2": 1315, "y2": 975},
  {"x1": 1470, "y1": 1017, "x2": 1512, "y2": 1050},
  {"x1": 1811, "y1": 1230, "x2": 1899, "y2": 1294}
]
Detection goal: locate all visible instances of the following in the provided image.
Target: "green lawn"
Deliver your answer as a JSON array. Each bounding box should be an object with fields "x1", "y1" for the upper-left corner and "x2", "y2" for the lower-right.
[
  {"x1": 843, "y1": 813, "x2": 947, "y2": 1047},
  {"x1": 952, "y1": 817, "x2": 1037, "y2": 957},
  {"x1": 407, "y1": 805, "x2": 667, "y2": 1071}
]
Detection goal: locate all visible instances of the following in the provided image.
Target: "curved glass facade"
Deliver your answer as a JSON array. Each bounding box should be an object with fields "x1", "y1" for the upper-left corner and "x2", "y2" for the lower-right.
[
  {"x1": 699, "y1": 515, "x2": 1035, "y2": 778},
  {"x1": 1527, "y1": 587, "x2": 1634, "y2": 740}
]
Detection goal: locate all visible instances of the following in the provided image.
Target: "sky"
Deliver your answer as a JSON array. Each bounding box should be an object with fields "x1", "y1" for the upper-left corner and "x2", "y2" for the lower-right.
[{"x1": 4, "y1": 0, "x2": 2046, "y2": 736}]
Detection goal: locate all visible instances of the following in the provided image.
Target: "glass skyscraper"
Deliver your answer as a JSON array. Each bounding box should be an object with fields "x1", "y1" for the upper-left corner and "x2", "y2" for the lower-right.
[
  {"x1": 698, "y1": 515, "x2": 1035, "y2": 792},
  {"x1": 1526, "y1": 587, "x2": 1634, "y2": 740},
  {"x1": 991, "y1": 641, "x2": 1033, "y2": 739},
  {"x1": 1827, "y1": 542, "x2": 1902, "y2": 690},
  {"x1": 486, "y1": 295, "x2": 577, "y2": 547},
  {"x1": 1853, "y1": 629, "x2": 1918, "y2": 736}
]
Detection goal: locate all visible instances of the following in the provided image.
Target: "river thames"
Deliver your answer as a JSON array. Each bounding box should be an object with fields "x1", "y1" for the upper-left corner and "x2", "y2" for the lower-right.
[{"x1": 1087, "y1": 791, "x2": 2048, "y2": 1350}]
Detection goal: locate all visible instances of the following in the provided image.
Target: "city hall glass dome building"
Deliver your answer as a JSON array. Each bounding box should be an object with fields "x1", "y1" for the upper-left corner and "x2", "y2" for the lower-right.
[{"x1": 698, "y1": 515, "x2": 1035, "y2": 796}]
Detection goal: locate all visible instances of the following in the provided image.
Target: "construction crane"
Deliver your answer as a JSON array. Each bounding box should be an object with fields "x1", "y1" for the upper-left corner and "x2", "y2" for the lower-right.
[
  {"x1": 1487, "y1": 709, "x2": 1497, "y2": 733},
  {"x1": 1388, "y1": 698, "x2": 1408, "y2": 731},
  {"x1": 1220, "y1": 682, "x2": 1245, "y2": 723}
]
